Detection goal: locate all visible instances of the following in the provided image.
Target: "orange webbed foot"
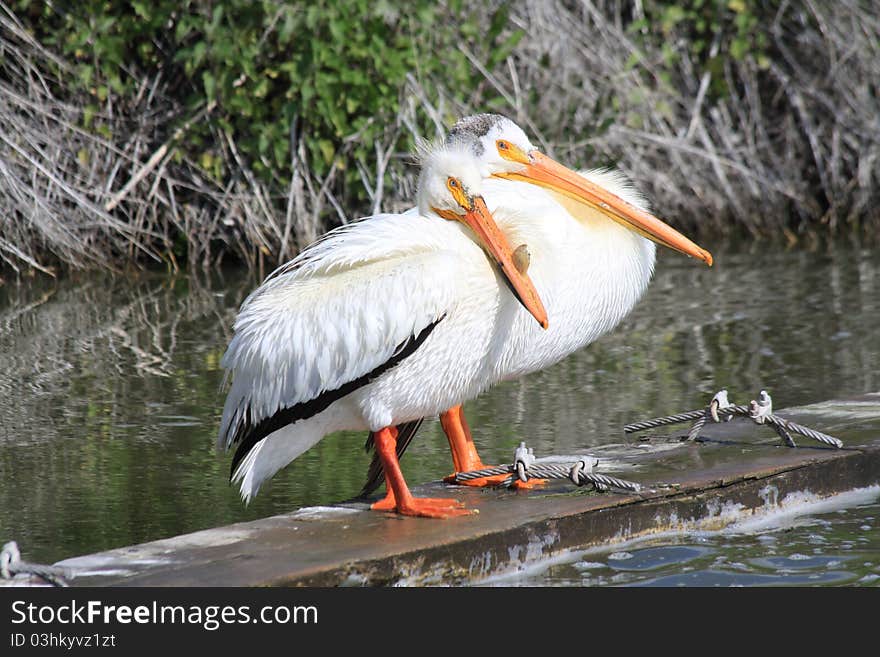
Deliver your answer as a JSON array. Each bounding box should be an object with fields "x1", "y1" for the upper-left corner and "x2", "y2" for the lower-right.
[
  {"x1": 394, "y1": 497, "x2": 474, "y2": 519},
  {"x1": 370, "y1": 491, "x2": 397, "y2": 511},
  {"x1": 442, "y1": 459, "x2": 502, "y2": 487},
  {"x1": 509, "y1": 477, "x2": 547, "y2": 490},
  {"x1": 371, "y1": 493, "x2": 473, "y2": 518}
]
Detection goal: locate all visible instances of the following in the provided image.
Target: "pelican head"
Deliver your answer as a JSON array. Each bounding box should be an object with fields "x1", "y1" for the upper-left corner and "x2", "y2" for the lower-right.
[
  {"x1": 446, "y1": 114, "x2": 713, "y2": 267},
  {"x1": 417, "y1": 144, "x2": 548, "y2": 329}
]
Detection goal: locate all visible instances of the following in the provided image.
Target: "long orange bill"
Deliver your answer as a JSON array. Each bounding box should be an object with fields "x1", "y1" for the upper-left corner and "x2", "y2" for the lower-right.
[
  {"x1": 462, "y1": 196, "x2": 549, "y2": 329},
  {"x1": 495, "y1": 151, "x2": 713, "y2": 267}
]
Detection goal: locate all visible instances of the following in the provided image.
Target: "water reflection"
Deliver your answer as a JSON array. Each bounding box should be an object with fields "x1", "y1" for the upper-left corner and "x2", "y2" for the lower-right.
[{"x1": 0, "y1": 241, "x2": 878, "y2": 568}]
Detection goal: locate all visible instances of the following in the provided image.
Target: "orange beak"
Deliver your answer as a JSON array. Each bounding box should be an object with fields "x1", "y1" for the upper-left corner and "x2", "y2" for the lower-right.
[
  {"x1": 462, "y1": 196, "x2": 549, "y2": 329},
  {"x1": 494, "y1": 151, "x2": 713, "y2": 267}
]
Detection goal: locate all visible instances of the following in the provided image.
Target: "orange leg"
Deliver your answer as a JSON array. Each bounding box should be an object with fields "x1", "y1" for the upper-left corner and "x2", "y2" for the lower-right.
[
  {"x1": 440, "y1": 404, "x2": 486, "y2": 473},
  {"x1": 440, "y1": 405, "x2": 545, "y2": 489},
  {"x1": 369, "y1": 426, "x2": 472, "y2": 518}
]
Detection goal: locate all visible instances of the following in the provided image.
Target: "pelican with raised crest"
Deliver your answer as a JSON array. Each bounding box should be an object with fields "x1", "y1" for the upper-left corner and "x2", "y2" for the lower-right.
[{"x1": 218, "y1": 142, "x2": 550, "y2": 518}]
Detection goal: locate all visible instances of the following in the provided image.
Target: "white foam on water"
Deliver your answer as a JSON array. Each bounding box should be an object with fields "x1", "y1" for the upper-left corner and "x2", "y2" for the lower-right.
[
  {"x1": 475, "y1": 547, "x2": 588, "y2": 586},
  {"x1": 609, "y1": 551, "x2": 634, "y2": 560},
  {"x1": 722, "y1": 485, "x2": 880, "y2": 534},
  {"x1": 474, "y1": 484, "x2": 880, "y2": 586}
]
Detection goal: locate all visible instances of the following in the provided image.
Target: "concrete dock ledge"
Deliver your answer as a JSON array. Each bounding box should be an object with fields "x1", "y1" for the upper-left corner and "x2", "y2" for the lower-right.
[{"x1": 29, "y1": 393, "x2": 880, "y2": 586}]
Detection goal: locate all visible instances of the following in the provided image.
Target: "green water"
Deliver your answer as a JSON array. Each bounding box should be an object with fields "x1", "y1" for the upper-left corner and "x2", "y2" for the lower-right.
[{"x1": 1, "y1": 240, "x2": 879, "y2": 579}]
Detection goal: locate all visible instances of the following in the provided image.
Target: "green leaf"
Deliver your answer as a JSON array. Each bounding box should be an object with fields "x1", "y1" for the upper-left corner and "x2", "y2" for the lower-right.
[
  {"x1": 488, "y1": 4, "x2": 510, "y2": 42},
  {"x1": 78, "y1": 64, "x2": 93, "y2": 87},
  {"x1": 317, "y1": 139, "x2": 335, "y2": 164},
  {"x1": 489, "y1": 29, "x2": 524, "y2": 67},
  {"x1": 82, "y1": 104, "x2": 96, "y2": 129},
  {"x1": 202, "y1": 71, "x2": 216, "y2": 101},
  {"x1": 192, "y1": 41, "x2": 207, "y2": 69},
  {"x1": 132, "y1": 1, "x2": 150, "y2": 21}
]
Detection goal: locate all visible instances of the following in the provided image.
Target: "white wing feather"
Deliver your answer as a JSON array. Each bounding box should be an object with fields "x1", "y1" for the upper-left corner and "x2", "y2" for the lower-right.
[{"x1": 218, "y1": 212, "x2": 465, "y2": 449}]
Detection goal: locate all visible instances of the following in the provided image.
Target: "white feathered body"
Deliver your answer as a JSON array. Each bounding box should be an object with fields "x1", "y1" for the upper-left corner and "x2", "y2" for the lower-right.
[
  {"x1": 481, "y1": 169, "x2": 656, "y2": 381},
  {"x1": 219, "y1": 169, "x2": 655, "y2": 501}
]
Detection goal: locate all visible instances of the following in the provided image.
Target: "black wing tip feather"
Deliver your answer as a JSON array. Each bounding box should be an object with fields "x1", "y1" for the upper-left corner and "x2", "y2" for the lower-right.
[{"x1": 228, "y1": 317, "x2": 444, "y2": 481}]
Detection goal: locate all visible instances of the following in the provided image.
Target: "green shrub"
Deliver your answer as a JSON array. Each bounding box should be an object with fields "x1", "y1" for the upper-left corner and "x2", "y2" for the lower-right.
[
  {"x1": 629, "y1": 0, "x2": 772, "y2": 98},
  {"x1": 17, "y1": 0, "x2": 523, "y2": 211}
]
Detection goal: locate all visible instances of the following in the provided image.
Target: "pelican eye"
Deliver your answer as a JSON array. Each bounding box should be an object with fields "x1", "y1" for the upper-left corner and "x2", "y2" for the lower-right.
[
  {"x1": 496, "y1": 139, "x2": 526, "y2": 163},
  {"x1": 445, "y1": 176, "x2": 474, "y2": 214},
  {"x1": 446, "y1": 176, "x2": 467, "y2": 199}
]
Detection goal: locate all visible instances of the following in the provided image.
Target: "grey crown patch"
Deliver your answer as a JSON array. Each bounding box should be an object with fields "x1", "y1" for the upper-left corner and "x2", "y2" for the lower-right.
[{"x1": 446, "y1": 113, "x2": 508, "y2": 157}]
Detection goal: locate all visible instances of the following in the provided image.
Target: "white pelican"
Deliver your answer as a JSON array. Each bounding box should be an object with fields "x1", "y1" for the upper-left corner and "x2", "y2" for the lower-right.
[
  {"x1": 360, "y1": 113, "x2": 713, "y2": 498},
  {"x1": 218, "y1": 143, "x2": 550, "y2": 518}
]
